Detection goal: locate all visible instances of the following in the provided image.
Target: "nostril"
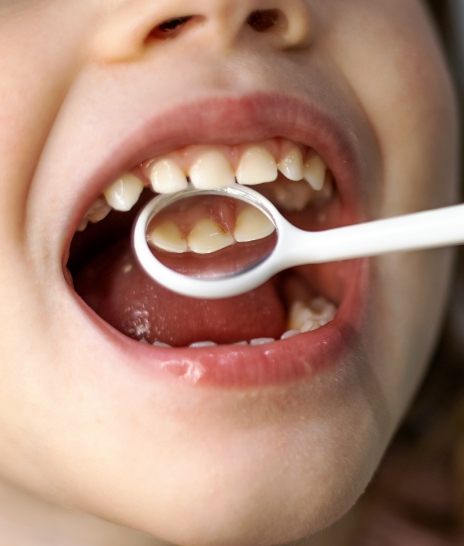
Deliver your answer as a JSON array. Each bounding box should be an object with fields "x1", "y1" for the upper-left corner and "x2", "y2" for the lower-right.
[
  {"x1": 247, "y1": 9, "x2": 286, "y2": 33},
  {"x1": 147, "y1": 15, "x2": 203, "y2": 42}
]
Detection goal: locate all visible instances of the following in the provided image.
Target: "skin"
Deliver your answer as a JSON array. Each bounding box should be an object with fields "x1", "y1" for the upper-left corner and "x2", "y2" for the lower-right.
[{"x1": 0, "y1": 1, "x2": 459, "y2": 545}]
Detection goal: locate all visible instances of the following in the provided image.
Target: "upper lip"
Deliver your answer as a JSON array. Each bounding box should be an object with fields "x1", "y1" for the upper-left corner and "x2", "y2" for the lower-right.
[{"x1": 63, "y1": 91, "x2": 366, "y2": 263}]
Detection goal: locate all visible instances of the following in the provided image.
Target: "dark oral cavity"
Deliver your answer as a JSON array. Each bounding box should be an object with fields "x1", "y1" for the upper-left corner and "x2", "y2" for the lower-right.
[{"x1": 73, "y1": 237, "x2": 288, "y2": 347}]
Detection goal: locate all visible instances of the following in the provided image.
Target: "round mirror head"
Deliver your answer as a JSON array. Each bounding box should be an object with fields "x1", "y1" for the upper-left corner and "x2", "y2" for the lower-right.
[{"x1": 133, "y1": 186, "x2": 281, "y2": 298}]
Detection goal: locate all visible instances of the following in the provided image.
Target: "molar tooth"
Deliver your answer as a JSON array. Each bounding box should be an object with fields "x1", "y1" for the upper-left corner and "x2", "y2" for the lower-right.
[
  {"x1": 188, "y1": 219, "x2": 234, "y2": 254},
  {"x1": 104, "y1": 173, "x2": 144, "y2": 212},
  {"x1": 301, "y1": 320, "x2": 321, "y2": 333},
  {"x1": 149, "y1": 158, "x2": 188, "y2": 194},
  {"x1": 288, "y1": 298, "x2": 337, "y2": 331},
  {"x1": 86, "y1": 197, "x2": 111, "y2": 224},
  {"x1": 309, "y1": 297, "x2": 337, "y2": 321},
  {"x1": 149, "y1": 221, "x2": 187, "y2": 253},
  {"x1": 304, "y1": 153, "x2": 327, "y2": 192},
  {"x1": 234, "y1": 205, "x2": 275, "y2": 243},
  {"x1": 288, "y1": 301, "x2": 311, "y2": 331},
  {"x1": 189, "y1": 150, "x2": 235, "y2": 189},
  {"x1": 278, "y1": 147, "x2": 304, "y2": 181},
  {"x1": 236, "y1": 146, "x2": 278, "y2": 186},
  {"x1": 288, "y1": 301, "x2": 320, "y2": 331}
]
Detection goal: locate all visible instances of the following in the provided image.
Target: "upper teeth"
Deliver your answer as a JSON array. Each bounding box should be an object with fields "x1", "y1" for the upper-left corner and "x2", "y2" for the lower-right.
[
  {"x1": 79, "y1": 139, "x2": 332, "y2": 234},
  {"x1": 103, "y1": 173, "x2": 144, "y2": 212},
  {"x1": 236, "y1": 146, "x2": 278, "y2": 185}
]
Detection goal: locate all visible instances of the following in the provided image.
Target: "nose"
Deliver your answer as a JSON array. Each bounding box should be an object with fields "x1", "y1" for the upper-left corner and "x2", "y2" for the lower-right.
[{"x1": 92, "y1": 0, "x2": 312, "y2": 62}]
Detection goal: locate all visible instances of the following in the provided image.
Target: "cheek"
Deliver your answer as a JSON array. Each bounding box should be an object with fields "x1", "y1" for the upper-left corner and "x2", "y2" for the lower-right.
[
  {"x1": 0, "y1": 2, "x2": 97, "y2": 238},
  {"x1": 321, "y1": 1, "x2": 459, "y2": 415},
  {"x1": 322, "y1": 0, "x2": 459, "y2": 213}
]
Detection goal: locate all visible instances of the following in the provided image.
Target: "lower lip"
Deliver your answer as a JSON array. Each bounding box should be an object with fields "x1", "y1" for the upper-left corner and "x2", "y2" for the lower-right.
[{"x1": 80, "y1": 259, "x2": 368, "y2": 389}]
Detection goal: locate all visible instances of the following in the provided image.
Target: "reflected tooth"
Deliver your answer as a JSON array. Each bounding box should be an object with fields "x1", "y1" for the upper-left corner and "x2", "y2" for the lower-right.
[
  {"x1": 86, "y1": 197, "x2": 111, "y2": 224},
  {"x1": 149, "y1": 158, "x2": 188, "y2": 194},
  {"x1": 104, "y1": 174, "x2": 144, "y2": 212},
  {"x1": 234, "y1": 205, "x2": 275, "y2": 243},
  {"x1": 149, "y1": 221, "x2": 187, "y2": 253},
  {"x1": 189, "y1": 150, "x2": 235, "y2": 189},
  {"x1": 278, "y1": 147, "x2": 304, "y2": 181},
  {"x1": 236, "y1": 146, "x2": 278, "y2": 185},
  {"x1": 188, "y1": 219, "x2": 234, "y2": 254},
  {"x1": 304, "y1": 153, "x2": 327, "y2": 192},
  {"x1": 250, "y1": 338, "x2": 275, "y2": 346}
]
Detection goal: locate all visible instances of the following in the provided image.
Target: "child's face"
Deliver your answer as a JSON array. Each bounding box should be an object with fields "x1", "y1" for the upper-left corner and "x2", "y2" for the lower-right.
[{"x1": 0, "y1": 1, "x2": 459, "y2": 545}]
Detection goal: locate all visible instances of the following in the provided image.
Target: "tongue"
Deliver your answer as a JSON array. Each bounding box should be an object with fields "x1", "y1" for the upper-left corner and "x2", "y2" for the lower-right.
[{"x1": 73, "y1": 239, "x2": 286, "y2": 347}]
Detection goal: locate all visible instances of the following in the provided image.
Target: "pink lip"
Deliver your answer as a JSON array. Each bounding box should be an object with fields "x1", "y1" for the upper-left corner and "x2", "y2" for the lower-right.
[{"x1": 65, "y1": 92, "x2": 370, "y2": 389}]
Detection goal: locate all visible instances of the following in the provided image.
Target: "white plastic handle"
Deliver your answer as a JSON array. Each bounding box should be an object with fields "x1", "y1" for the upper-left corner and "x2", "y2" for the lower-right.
[
  {"x1": 133, "y1": 186, "x2": 464, "y2": 299},
  {"x1": 277, "y1": 202, "x2": 464, "y2": 266}
]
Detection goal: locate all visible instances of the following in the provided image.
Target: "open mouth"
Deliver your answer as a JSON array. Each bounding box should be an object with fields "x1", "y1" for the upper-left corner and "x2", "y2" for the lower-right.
[{"x1": 64, "y1": 95, "x2": 368, "y2": 387}]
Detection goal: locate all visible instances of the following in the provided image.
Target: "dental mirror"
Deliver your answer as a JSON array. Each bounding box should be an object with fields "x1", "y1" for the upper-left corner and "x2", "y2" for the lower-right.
[{"x1": 133, "y1": 185, "x2": 464, "y2": 299}]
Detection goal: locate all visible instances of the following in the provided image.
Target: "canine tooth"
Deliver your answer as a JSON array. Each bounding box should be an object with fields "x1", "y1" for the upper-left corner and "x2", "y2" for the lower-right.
[
  {"x1": 149, "y1": 221, "x2": 187, "y2": 253},
  {"x1": 86, "y1": 197, "x2": 111, "y2": 224},
  {"x1": 236, "y1": 146, "x2": 278, "y2": 186},
  {"x1": 188, "y1": 219, "x2": 234, "y2": 254},
  {"x1": 250, "y1": 338, "x2": 275, "y2": 346},
  {"x1": 315, "y1": 173, "x2": 334, "y2": 201},
  {"x1": 149, "y1": 158, "x2": 188, "y2": 194},
  {"x1": 281, "y1": 329, "x2": 300, "y2": 340},
  {"x1": 234, "y1": 205, "x2": 275, "y2": 243},
  {"x1": 189, "y1": 341, "x2": 218, "y2": 348},
  {"x1": 104, "y1": 174, "x2": 144, "y2": 212},
  {"x1": 304, "y1": 153, "x2": 327, "y2": 192},
  {"x1": 189, "y1": 150, "x2": 235, "y2": 189},
  {"x1": 278, "y1": 147, "x2": 304, "y2": 181}
]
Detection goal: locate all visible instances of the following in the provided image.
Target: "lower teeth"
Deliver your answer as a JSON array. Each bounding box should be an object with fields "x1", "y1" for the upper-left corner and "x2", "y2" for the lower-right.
[
  {"x1": 149, "y1": 296, "x2": 337, "y2": 349},
  {"x1": 288, "y1": 297, "x2": 337, "y2": 332}
]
